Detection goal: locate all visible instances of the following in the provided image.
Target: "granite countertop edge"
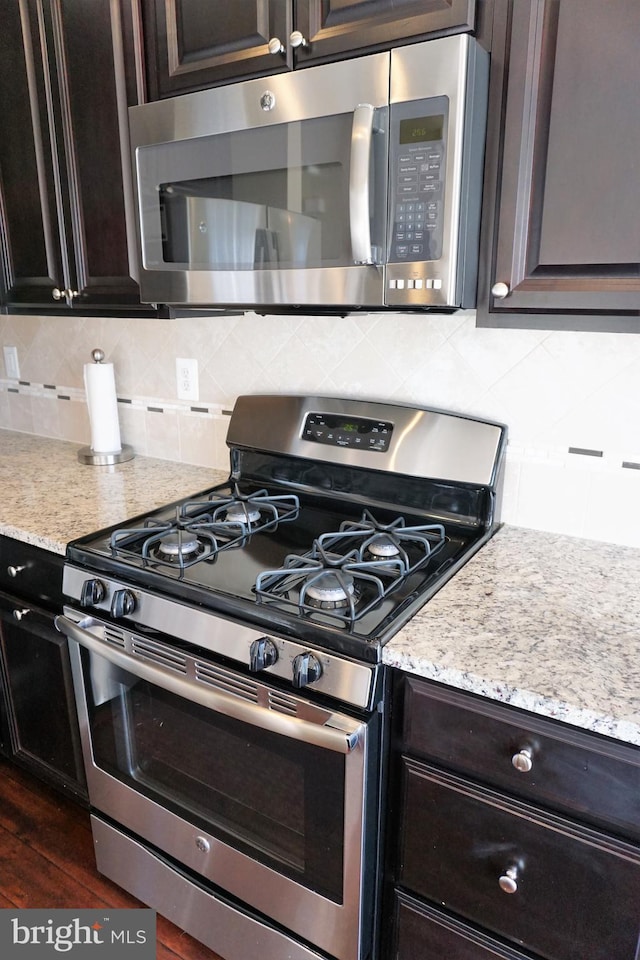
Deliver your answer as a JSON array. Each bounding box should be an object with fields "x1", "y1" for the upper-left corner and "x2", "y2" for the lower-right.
[{"x1": 382, "y1": 524, "x2": 640, "y2": 748}]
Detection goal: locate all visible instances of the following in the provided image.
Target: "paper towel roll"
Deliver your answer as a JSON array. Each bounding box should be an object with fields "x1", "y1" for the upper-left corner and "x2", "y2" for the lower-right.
[{"x1": 84, "y1": 360, "x2": 122, "y2": 453}]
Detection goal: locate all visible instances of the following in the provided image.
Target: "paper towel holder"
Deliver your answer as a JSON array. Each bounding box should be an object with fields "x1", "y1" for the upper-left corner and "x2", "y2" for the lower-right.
[{"x1": 77, "y1": 348, "x2": 135, "y2": 465}]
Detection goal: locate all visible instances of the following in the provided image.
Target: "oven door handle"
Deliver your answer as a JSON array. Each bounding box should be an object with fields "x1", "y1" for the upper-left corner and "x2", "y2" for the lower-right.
[{"x1": 56, "y1": 615, "x2": 363, "y2": 754}]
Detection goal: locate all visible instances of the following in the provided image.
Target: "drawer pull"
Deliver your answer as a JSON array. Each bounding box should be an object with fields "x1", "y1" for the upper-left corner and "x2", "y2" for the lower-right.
[
  {"x1": 7, "y1": 565, "x2": 26, "y2": 577},
  {"x1": 498, "y1": 865, "x2": 520, "y2": 894},
  {"x1": 511, "y1": 747, "x2": 534, "y2": 772},
  {"x1": 13, "y1": 608, "x2": 31, "y2": 621}
]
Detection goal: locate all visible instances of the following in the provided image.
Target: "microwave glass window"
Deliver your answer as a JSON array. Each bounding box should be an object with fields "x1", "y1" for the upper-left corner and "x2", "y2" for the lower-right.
[{"x1": 155, "y1": 115, "x2": 365, "y2": 271}]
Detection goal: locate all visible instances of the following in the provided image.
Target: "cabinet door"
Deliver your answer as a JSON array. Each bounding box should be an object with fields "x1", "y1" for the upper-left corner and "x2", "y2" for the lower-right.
[
  {"x1": 0, "y1": 0, "x2": 144, "y2": 310},
  {"x1": 399, "y1": 759, "x2": 640, "y2": 960},
  {"x1": 143, "y1": 0, "x2": 292, "y2": 98},
  {"x1": 0, "y1": 598, "x2": 86, "y2": 802},
  {"x1": 393, "y1": 891, "x2": 534, "y2": 960},
  {"x1": 0, "y1": 0, "x2": 66, "y2": 304},
  {"x1": 294, "y1": 0, "x2": 476, "y2": 65},
  {"x1": 480, "y1": 0, "x2": 640, "y2": 325}
]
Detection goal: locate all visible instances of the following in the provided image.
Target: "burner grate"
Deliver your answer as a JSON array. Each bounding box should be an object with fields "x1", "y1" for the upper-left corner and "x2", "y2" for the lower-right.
[
  {"x1": 179, "y1": 485, "x2": 300, "y2": 535},
  {"x1": 108, "y1": 486, "x2": 300, "y2": 573},
  {"x1": 254, "y1": 510, "x2": 446, "y2": 628}
]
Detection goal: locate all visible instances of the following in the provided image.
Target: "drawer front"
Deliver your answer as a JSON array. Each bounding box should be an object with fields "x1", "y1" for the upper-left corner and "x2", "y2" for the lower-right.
[
  {"x1": 399, "y1": 759, "x2": 640, "y2": 960},
  {"x1": 394, "y1": 891, "x2": 533, "y2": 960},
  {"x1": 0, "y1": 536, "x2": 64, "y2": 609},
  {"x1": 401, "y1": 675, "x2": 640, "y2": 839}
]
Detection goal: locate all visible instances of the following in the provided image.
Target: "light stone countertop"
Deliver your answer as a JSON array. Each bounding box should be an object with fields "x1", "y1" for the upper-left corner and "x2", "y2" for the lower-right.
[
  {"x1": 0, "y1": 429, "x2": 227, "y2": 554},
  {"x1": 2, "y1": 431, "x2": 639, "y2": 747},
  {"x1": 384, "y1": 524, "x2": 640, "y2": 746}
]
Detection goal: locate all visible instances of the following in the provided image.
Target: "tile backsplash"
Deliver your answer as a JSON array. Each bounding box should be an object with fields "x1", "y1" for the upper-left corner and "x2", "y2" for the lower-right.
[{"x1": 1, "y1": 310, "x2": 639, "y2": 547}]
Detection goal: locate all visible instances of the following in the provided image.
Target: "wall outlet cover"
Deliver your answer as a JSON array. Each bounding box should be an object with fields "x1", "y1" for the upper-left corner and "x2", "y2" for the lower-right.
[
  {"x1": 3, "y1": 346, "x2": 20, "y2": 380},
  {"x1": 176, "y1": 357, "x2": 199, "y2": 402}
]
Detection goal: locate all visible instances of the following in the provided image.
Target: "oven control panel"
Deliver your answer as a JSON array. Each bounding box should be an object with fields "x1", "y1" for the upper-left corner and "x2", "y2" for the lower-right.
[{"x1": 303, "y1": 412, "x2": 393, "y2": 452}]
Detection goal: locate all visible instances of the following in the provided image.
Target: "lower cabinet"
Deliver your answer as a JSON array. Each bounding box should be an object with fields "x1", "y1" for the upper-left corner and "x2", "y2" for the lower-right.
[
  {"x1": 393, "y1": 892, "x2": 531, "y2": 960},
  {"x1": 0, "y1": 538, "x2": 86, "y2": 803},
  {"x1": 385, "y1": 672, "x2": 640, "y2": 960}
]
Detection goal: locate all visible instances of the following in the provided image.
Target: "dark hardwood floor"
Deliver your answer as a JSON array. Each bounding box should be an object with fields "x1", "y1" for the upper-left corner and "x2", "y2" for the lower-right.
[{"x1": 0, "y1": 757, "x2": 222, "y2": 960}]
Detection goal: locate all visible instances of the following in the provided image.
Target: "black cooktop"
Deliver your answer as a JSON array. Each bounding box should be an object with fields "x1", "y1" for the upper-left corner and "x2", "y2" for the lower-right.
[{"x1": 66, "y1": 474, "x2": 481, "y2": 656}]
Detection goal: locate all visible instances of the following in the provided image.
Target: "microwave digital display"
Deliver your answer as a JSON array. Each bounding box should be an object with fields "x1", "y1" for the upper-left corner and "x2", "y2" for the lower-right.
[{"x1": 399, "y1": 115, "x2": 444, "y2": 145}]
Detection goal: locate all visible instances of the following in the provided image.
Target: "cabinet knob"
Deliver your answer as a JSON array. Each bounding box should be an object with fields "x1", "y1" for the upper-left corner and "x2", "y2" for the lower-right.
[
  {"x1": 13, "y1": 608, "x2": 31, "y2": 621},
  {"x1": 7, "y1": 565, "x2": 26, "y2": 578},
  {"x1": 511, "y1": 747, "x2": 534, "y2": 773},
  {"x1": 498, "y1": 865, "x2": 520, "y2": 894},
  {"x1": 267, "y1": 37, "x2": 284, "y2": 55},
  {"x1": 491, "y1": 281, "x2": 510, "y2": 300},
  {"x1": 289, "y1": 30, "x2": 308, "y2": 48},
  {"x1": 52, "y1": 287, "x2": 79, "y2": 301}
]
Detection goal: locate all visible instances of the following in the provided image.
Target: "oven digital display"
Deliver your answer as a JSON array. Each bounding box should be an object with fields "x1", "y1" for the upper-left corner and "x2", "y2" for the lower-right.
[{"x1": 303, "y1": 413, "x2": 393, "y2": 452}]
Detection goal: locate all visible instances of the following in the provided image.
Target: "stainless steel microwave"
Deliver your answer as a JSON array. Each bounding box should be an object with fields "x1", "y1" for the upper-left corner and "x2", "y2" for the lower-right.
[{"x1": 128, "y1": 34, "x2": 489, "y2": 312}]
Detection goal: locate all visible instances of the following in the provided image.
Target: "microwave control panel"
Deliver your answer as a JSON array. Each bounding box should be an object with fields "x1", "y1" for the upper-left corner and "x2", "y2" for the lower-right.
[{"x1": 388, "y1": 96, "x2": 448, "y2": 274}]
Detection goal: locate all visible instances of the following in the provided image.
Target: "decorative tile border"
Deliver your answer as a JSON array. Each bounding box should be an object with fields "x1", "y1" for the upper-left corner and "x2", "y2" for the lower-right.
[{"x1": 0, "y1": 378, "x2": 225, "y2": 418}]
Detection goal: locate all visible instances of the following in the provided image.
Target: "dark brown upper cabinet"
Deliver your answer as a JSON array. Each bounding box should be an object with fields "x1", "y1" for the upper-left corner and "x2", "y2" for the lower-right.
[
  {"x1": 294, "y1": 0, "x2": 476, "y2": 64},
  {"x1": 142, "y1": 0, "x2": 477, "y2": 99},
  {"x1": 0, "y1": 0, "x2": 146, "y2": 312},
  {"x1": 477, "y1": 0, "x2": 640, "y2": 331}
]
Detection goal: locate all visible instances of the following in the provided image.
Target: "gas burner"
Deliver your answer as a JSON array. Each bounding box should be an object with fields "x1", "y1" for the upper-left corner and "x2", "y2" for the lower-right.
[
  {"x1": 365, "y1": 535, "x2": 401, "y2": 560},
  {"x1": 109, "y1": 522, "x2": 220, "y2": 572},
  {"x1": 304, "y1": 571, "x2": 357, "y2": 610},
  {"x1": 225, "y1": 502, "x2": 262, "y2": 525},
  {"x1": 155, "y1": 531, "x2": 202, "y2": 562}
]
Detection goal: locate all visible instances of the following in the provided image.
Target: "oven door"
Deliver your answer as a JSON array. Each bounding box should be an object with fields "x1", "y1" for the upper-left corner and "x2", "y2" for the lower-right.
[
  {"x1": 58, "y1": 611, "x2": 378, "y2": 960},
  {"x1": 128, "y1": 53, "x2": 389, "y2": 308}
]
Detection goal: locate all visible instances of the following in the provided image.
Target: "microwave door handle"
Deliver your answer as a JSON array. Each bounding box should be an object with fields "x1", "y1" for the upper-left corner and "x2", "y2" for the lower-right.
[
  {"x1": 56, "y1": 615, "x2": 362, "y2": 755},
  {"x1": 349, "y1": 103, "x2": 375, "y2": 265}
]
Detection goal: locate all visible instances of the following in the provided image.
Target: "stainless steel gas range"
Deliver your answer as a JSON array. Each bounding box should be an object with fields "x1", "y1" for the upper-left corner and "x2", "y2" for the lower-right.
[{"x1": 56, "y1": 395, "x2": 506, "y2": 960}]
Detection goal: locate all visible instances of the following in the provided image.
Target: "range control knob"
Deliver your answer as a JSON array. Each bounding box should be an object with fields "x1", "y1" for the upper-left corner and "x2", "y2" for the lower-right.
[
  {"x1": 292, "y1": 652, "x2": 323, "y2": 689},
  {"x1": 249, "y1": 637, "x2": 278, "y2": 672},
  {"x1": 80, "y1": 578, "x2": 106, "y2": 607},
  {"x1": 110, "y1": 589, "x2": 137, "y2": 618}
]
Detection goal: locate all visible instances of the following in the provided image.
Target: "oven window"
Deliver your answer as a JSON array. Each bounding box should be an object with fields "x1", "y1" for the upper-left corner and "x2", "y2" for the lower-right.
[{"x1": 83, "y1": 653, "x2": 346, "y2": 903}]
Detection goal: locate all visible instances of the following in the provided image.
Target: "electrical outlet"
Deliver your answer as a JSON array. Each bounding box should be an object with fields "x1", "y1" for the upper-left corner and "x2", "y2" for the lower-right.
[
  {"x1": 176, "y1": 358, "x2": 199, "y2": 402},
  {"x1": 3, "y1": 346, "x2": 20, "y2": 380}
]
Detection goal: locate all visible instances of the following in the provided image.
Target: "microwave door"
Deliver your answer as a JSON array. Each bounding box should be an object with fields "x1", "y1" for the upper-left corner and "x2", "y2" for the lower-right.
[{"x1": 131, "y1": 52, "x2": 390, "y2": 309}]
